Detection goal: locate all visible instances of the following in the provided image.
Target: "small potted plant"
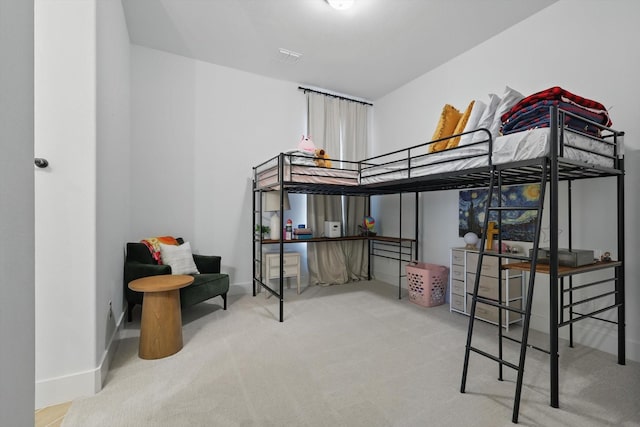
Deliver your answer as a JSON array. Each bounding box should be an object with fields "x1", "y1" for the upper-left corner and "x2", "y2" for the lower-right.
[{"x1": 255, "y1": 224, "x2": 271, "y2": 240}]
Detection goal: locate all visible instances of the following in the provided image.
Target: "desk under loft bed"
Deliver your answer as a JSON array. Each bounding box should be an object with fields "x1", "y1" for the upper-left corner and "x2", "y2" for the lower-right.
[
  {"x1": 252, "y1": 156, "x2": 420, "y2": 316},
  {"x1": 251, "y1": 105, "x2": 625, "y2": 423}
]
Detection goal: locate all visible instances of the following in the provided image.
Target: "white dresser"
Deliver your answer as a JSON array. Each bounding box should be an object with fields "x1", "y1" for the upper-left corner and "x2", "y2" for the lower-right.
[
  {"x1": 263, "y1": 252, "x2": 301, "y2": 294},
  {"x1": 450, "y1": 247, "x2": 523, "y2": 329}
]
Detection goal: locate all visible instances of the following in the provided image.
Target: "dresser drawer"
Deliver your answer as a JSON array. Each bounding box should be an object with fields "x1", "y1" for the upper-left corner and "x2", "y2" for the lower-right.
[
  {"x1": 266, "y1": 264, "x2": 298, "y2": 279},
  {"x1": 451, "y1": 279, "x2": 465, "y2": 296},
  {"x1": 467, "y1": 273, "x2": 522, "y2": 301},
  {"x1": 267, "y1": 253, "x2": 300, "y2": 269},
  {"x1": 451, "y1": 250, "x2": 465, "y2": 266},
  {"x1": 467, "y1": 294, "x2": 522, "y2": 324},
  {"x1": 450, "y1": 264, "x2": 465, "y2": 282},
  {"x1": 450, "y1": 293, "x2": 465, "y2": 312},
  {"x1": 264, "y1": 252, "x2": 300, "y2": 279},
  {"x1": 466, "y1": 252, "x2": 501, "y2": 277}
]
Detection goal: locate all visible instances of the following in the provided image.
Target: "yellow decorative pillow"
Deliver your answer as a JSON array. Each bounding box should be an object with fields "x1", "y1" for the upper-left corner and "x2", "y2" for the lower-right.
[
  {"x1": 446, "y1": 100, "x2": 475, "y2": 149},
  {"x1": 430, "y1": 104, "x2": 462, "y2": 153}
]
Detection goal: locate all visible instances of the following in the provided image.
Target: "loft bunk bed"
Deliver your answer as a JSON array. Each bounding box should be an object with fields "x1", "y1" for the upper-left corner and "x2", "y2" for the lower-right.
[{"x1": 251, "y1": 105, "x2": 625, "y2": 423}]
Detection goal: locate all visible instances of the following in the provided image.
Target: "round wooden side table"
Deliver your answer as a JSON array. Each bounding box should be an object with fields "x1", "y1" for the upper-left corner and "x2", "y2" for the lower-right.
[{"x1": 128, "y1": 274, "x2": 194, "y2": 360}]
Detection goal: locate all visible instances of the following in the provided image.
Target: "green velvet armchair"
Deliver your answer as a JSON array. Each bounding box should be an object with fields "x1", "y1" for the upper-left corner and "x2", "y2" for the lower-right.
[{"x1": 124, "y1": 239, "x2": 229, "y2": 322}]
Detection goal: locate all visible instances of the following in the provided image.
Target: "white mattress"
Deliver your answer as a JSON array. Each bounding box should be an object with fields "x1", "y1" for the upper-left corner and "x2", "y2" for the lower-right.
[
  {"x1": 256, "y1": 164, "x2": 359, "y2": 189},
  {"x1": 361, "y1": 128, "x2": 615, "y2": 185}
]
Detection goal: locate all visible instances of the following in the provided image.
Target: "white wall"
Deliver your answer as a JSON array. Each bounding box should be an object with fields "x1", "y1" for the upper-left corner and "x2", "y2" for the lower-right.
[
  {"x1": 130, "y1": 46, "x2": 306, "y2": 285},
  {"x1": 373, "y1": 0, "x2": 640, "y2": 361},
  {"x1": 35, "y1": 0, "x2": 97, "y2": 407},
  {"x1": 0, "y1": 0, "x2": 35, "y2": 424},
  {"x1": 96, "y1": 0, "x2": 130, "y2": 385},
  {"x1": 34, "y1": 0, "x2": 131, "y2": 408}
]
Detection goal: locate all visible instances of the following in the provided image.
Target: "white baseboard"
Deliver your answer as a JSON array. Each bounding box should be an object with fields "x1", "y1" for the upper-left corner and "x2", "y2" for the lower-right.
[
  {"x1": 35, "y1": 364, "x2": 97, "y2": 409},
  {"x1": 98, "y1": 310, "x2": 124, "y2": 389},
  {"x1": 35, "y1": 310, "x2": 125, "y2": 409}
]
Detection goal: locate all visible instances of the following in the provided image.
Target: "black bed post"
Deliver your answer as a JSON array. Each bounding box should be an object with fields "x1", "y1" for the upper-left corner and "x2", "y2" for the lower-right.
[
  {"x1": 367, "y1": 194, "x2": 372, "y2": 280},
  {"x1": 567, "y1": 180, "x2": 574, "y2": 348},
  {"x1": 414, "y1": 192, "x2": 419, "y2": 262},
  {"x1": 617, "y1": 155, "x2": 626, "y2": 365},
  {"x1": 278, "y1": 154, "x2": 285, "y2": 322},
  {"x1": 398, "y1": 192, "x2": 403, "y2": 300},
  {"x1": 252, "y1": 179, "x2": 257, "y2": 297},
  {"x1": 549, "y1": 106, "x2": 560, "y2": 409}
]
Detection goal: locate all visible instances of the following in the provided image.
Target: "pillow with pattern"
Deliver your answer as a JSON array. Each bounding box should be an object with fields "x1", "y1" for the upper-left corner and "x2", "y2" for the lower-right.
[{"x1": 140, "y1": 236, "x2": 178, "y2": 264}]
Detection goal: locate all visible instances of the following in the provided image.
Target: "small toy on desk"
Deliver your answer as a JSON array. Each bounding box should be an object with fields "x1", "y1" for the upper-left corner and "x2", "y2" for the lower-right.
[
  {"x1": 485, "y1": 221, "x2": 499, "y2": 251},
  {"x1": 314, "y1": 148, "x2": 332, "y2": 168},
  {"x1": 359, "y1": 216, "x2": 377, "y2": 236},
  {"x1": 600, "y1": 251, "x2": 612, "y2": 262}
]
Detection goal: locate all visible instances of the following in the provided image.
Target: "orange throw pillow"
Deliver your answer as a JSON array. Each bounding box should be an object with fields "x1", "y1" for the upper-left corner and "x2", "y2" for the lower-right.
[
  {"x1": 430, "y1": 104, "x2": 462, "y2": 153},
  {"x1": 446, "y1": 100, "x2": 475, "y2": 149}
]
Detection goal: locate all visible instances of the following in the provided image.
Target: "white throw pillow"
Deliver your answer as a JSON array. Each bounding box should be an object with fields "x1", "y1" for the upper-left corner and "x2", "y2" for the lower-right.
[
  {"x1": 458, "y1": 100, "x2": 487, "y2": 147},
  {"x1": 488, "y1": 86, "x2": 524, "y2": 139},
  {"x1": 472, "y1": 93, "x2": 500, "y2": 143},
  {"x1": 159, "y1": 242, "x2": 200, "y2": 275}
]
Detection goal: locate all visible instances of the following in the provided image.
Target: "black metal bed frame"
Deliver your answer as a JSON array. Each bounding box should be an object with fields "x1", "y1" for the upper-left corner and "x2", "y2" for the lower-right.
[{"x1": 251, "y1": 105, "x2": 626, "y2": 423}]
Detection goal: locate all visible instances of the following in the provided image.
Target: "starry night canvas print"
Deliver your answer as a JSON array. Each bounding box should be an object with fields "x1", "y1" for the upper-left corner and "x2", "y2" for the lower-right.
[{"x1": 458, "y1": 184, "x2": 541, "y2": 242}]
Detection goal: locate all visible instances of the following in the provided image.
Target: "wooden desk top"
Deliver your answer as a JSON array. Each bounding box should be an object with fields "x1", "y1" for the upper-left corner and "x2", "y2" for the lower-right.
[
  {"x1": 504, "y1": 260, "x2": 621, "y2": 277},
  {"x1": 128, "y1": 274, "x2": 194, "y2": 293}
]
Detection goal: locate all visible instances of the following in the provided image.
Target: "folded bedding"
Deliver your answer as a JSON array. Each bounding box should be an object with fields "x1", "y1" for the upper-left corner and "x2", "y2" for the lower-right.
[
  {"x1": 501, "y1": 100, "x2": 609, "y2": 136},
  {"x1": 501, "y1": 86, "x2": 612, "y2": 126}
]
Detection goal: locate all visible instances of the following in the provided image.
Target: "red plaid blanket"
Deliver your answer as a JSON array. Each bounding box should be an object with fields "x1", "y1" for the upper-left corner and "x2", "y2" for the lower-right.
[{"x1": 501, "y1": 86, "x2": 612, "y2": 126}]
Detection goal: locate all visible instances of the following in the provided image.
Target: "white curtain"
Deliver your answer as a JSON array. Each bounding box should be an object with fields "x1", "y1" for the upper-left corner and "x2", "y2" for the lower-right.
[{"x1": 306, "y1": 92, "x2": 369, "y2": 285}]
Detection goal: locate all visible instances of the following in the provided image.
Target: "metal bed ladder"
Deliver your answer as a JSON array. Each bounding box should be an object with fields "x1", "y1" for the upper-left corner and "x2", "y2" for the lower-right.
[{"x1": 460, "y1": 160, "x2": 548, "y2": 424}]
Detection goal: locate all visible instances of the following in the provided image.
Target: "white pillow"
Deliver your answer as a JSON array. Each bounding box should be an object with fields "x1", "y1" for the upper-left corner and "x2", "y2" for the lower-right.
[
  {"x1": 159, "y1": 242, "x2": 200, "y2": 275},
  {"x1": 471, "y1": 93, "x2": 500, "y2": 143},
  {"x1": 458, "y1": 100, "x2": 486, "y2": 147},
  {"x1": 488, "y1": 86, "x2": 524, "y2": 139}
]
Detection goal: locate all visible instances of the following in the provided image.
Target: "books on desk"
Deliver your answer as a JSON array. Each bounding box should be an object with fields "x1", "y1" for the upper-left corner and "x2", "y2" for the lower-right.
[{"x1": 293, "y1": 228, "x2": 313, "y2": 240}]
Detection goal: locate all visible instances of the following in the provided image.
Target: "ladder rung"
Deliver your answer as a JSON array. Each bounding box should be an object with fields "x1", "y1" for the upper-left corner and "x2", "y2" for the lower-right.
[
  {"x1": 474, "y1": 296, "x2": 526, "y2": 315},
  {"x1": 468, "y1": 346, "x2": 520, "y2": 371},
  {"x1": 502, "y1": 335, "x2": 550, "y2": 354}
]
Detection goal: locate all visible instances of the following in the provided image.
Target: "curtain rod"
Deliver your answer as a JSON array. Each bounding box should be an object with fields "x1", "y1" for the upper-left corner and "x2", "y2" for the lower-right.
[{"x1": 298, "y1": 86, "x2": 373, "y2": 106}]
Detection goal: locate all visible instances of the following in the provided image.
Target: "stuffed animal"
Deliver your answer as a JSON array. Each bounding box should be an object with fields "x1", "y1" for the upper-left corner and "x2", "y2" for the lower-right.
[
  {"x1": 314, "y1": 148, "x2": 332, "y2": 168},
  {"x1": 298, "y1": 135, "x2": 316, "y2": 154}
]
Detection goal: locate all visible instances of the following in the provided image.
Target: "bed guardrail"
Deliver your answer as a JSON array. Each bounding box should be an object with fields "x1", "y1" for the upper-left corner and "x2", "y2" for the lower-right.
[{"x1": 554, "y1": 106, "x2": 624, "y2": 171}]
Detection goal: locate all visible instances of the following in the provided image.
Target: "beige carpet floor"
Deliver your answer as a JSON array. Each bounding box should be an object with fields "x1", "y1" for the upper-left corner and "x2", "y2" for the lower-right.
[{"x1": 62, "y1": 280, "x2": 640, "y2": 427}]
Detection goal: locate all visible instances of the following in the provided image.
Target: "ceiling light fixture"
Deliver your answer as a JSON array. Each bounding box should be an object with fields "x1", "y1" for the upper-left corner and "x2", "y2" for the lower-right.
[{"x1": 326, "y1": 0, "x2": 355, "y2": 11}]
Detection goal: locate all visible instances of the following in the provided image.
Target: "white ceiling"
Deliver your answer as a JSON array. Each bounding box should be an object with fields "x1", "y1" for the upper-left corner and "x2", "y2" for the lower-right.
[{"x1": 122, "y1": 0, "x2": 557, "y2": 101}]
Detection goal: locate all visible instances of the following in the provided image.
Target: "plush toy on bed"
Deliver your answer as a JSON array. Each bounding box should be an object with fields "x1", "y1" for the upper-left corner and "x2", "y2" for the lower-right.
[
  {"x1": 314, "y1": 148, "x2": 332, "y2": 168},
  {"x1": 298, "y1": 135, "x2": 316, "y2": 154}
]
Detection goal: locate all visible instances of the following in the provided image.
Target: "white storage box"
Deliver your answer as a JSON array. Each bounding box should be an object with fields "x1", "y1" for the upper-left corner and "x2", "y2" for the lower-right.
[{"x1": 324, "y1": 221, "x2": 341, "y2": 238}]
